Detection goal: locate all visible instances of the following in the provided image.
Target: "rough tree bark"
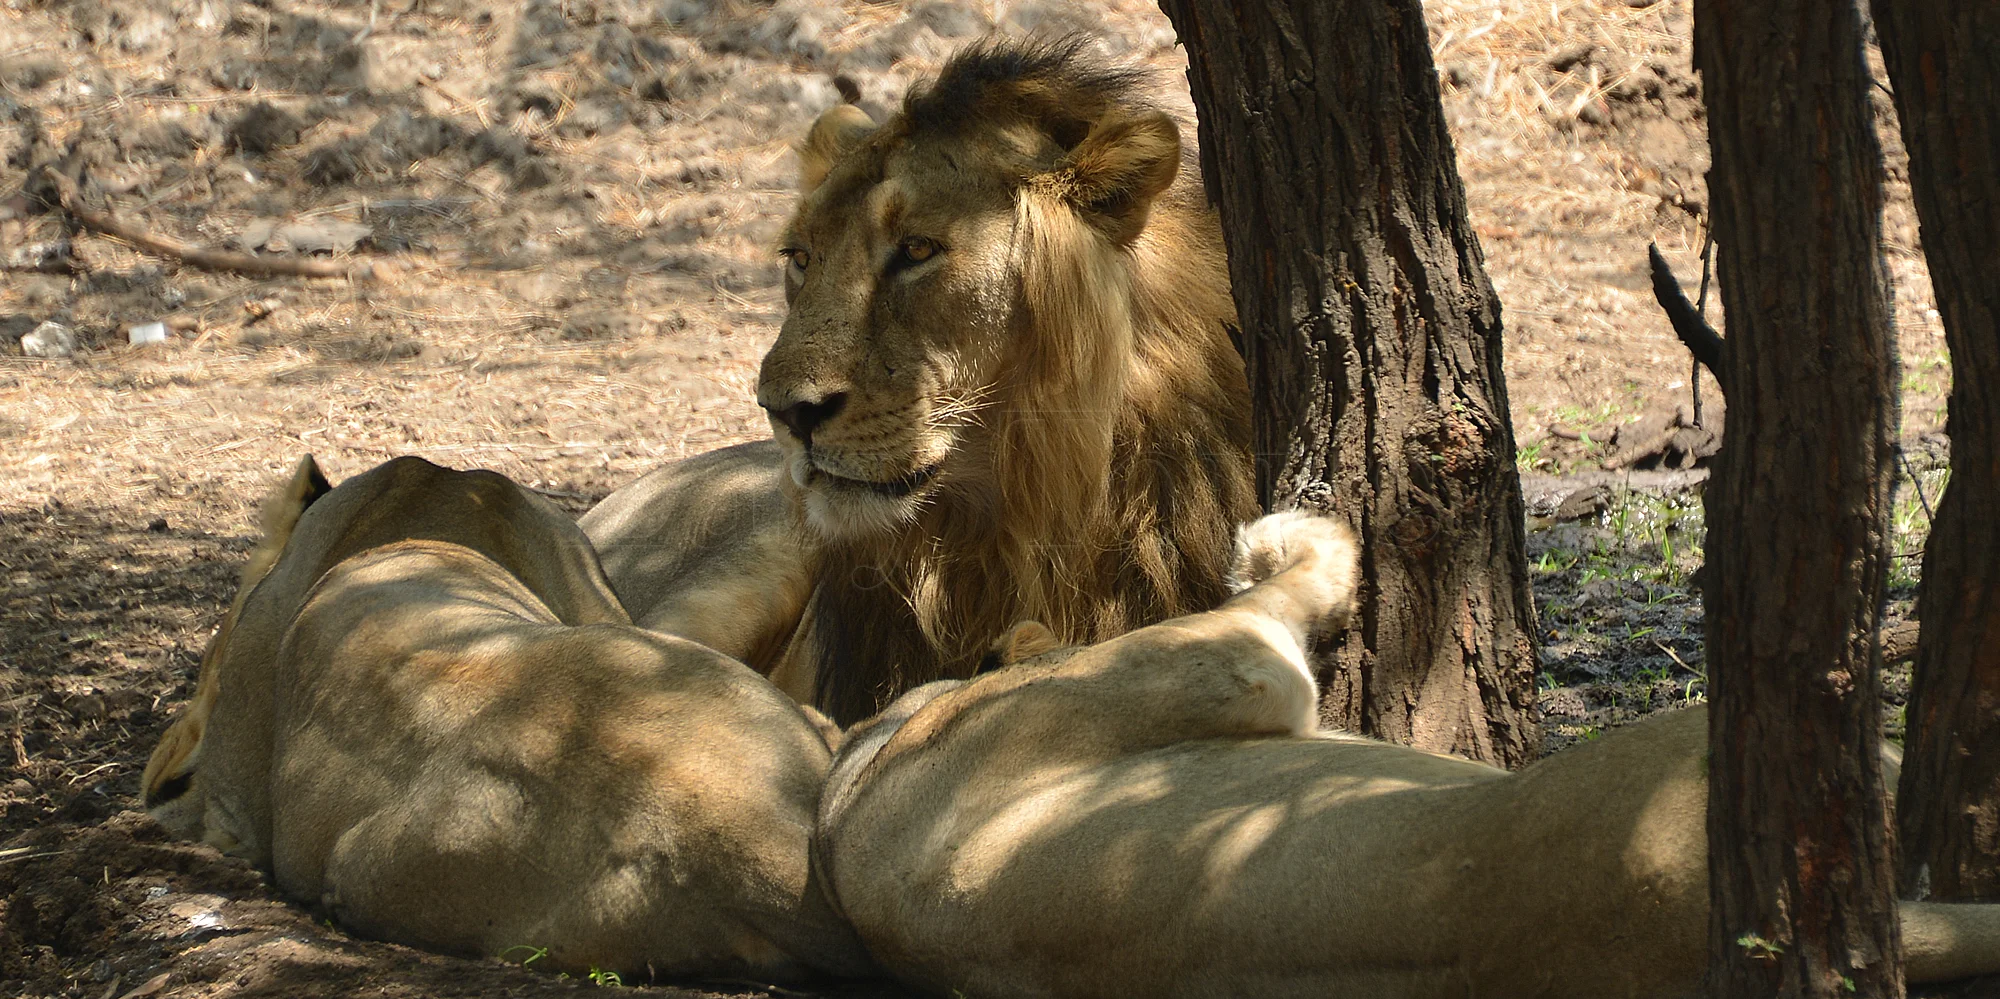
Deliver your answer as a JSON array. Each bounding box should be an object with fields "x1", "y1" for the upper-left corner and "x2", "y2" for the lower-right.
[
  {"x1": 1872, "y1": 0, "x2": 2000, "y2": 905},
  {"x1": 1695, "y1": 0, "x2": 1904, "y2": 995},
  {"x1": 1155, "y1": 1, "x2": 1538, "y2": 767}
]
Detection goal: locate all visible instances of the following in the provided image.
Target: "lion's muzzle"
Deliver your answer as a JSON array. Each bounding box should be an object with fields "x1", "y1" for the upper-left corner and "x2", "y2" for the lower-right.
[{"x1": 760, "y1": 388, "x2": 848, "y2": 448}]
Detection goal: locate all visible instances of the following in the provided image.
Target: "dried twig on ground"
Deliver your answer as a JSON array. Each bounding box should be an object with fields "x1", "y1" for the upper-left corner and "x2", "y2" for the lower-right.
[{"x1": 39, "y1": 168, "x2": 381, "y2": 281}]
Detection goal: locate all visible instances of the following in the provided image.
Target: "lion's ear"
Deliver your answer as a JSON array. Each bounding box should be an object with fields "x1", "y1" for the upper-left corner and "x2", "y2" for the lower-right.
[
  {"x1": 1051, "y1": 110, "x2": 1182, "y2": 246},
  {"x1": 242, "y1": 455, "x2": 331, "y2": 590},
  {"x1": 797, "y1": 103, "x2": 877, "y2": 195},
  {"x1": 265, "y1": 455, "x2": 331, "y2": 530},
  {"x1": 985, "y1": 620, "x2": 1065, "y2": 671}
]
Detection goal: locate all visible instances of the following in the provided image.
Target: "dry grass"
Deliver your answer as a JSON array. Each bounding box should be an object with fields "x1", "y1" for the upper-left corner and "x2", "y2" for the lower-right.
[{"x1": 1425, "y1": 0, "x2": 1947, "y2": 462}]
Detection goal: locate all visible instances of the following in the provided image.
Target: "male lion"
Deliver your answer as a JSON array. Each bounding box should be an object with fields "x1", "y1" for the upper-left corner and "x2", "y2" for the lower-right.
[
  {"x1": 815, "y1": 511, "x2": 2000, "y2": 999},
  {"x1": 587, "y1": 38, "x2": 1258, "y2": 724},
  {"x1": 142, "y1": 456, "x2": 870, "y2": 981}
]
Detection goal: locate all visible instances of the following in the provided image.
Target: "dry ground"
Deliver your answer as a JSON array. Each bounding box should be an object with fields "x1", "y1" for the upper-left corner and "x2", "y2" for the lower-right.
[{"x1": 0, "y1": 0, "x2": 1967, "y2": 996}]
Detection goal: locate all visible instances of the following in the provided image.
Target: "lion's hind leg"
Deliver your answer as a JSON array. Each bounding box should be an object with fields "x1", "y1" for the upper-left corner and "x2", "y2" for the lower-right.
[
  {"x1": 1156, "y1": 511, "x2": 1359, "y2": 737},
  {"x1": 1050, "y1": 512, "x2": 1358, "y2": 745}
]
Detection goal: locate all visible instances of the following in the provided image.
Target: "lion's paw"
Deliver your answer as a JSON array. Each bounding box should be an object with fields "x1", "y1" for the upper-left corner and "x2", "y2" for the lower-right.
[
  {"x1": 1225, "y1": 511, "x2": 1361, "y2": 639},
  {"x1": 1228, "y1": 511, "x2": 1356, "y2": 590}
]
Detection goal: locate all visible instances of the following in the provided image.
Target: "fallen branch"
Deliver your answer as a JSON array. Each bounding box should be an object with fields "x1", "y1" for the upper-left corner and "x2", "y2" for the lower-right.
[
  {"x1": 40, "y1": 167, "x2": 381, "y2": 281},
  {"x1": 1883, "y1": 620, "x2": 1921, "y2": 668},
  {"x1": 1601, "y1": 424, "x2": 1683, "y2": 470},
  {"x1": 1647, "y1": 242, "x2": 1726, "y2": 389}
]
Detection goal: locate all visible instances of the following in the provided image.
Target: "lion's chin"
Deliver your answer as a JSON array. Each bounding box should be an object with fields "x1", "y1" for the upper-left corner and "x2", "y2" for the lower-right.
[{"x1": 790, "y1": 456, "x2": 939, "y2": 541}]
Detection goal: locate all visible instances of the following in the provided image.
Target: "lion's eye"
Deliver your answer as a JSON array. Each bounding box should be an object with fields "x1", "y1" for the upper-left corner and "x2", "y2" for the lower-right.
[
  {"x1": 896, "y1": 237, "x2": 939, "y2": 267},
  {"x1": 782, "y1": 248, "x2": 811, "y2": 272}
]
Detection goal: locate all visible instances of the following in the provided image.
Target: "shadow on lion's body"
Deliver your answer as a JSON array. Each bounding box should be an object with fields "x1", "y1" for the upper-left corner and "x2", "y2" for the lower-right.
[
  {"x1": 580, "y1": 438, "x2": 810, "y2": 669},
  {"x1": 142, "y1": 456, "x2": 870, "y2": 981},
  {"x1": 817, "y1": 513, "x2": 2000, "y2": 999},
  {"x1": 586, "y1": 38, "x2": 1258, "y2": 725}
]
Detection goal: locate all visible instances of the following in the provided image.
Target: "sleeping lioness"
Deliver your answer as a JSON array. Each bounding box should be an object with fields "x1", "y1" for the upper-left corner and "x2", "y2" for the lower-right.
[
  {"x1": 816, "y1": 511, "x2": 2000, "y2": 998},
  {"x1": 142, "y1": 456, "x2": 870, "y2": 981}
]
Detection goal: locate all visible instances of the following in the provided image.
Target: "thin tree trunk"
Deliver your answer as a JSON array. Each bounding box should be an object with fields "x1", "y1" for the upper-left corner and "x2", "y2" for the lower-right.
[
  {"x1": 1156, "y1": 0, "x2": 1539, "y2": 767},
  {"x1": 1695, "y1": 0, "x2": 1904, "y2": 994},
  {"x1": 1872, "y1": 0, "x2": 2000, "y2": 904}
]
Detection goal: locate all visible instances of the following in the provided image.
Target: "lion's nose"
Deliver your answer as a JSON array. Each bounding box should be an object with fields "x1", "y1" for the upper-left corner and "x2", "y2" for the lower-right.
[{"x1": 764, "y1": 391, "x2": 848, "y2": 443}]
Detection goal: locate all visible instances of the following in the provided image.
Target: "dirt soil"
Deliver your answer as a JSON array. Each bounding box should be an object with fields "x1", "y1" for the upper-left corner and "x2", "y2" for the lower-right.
[{"x1": 0, "y1": 0, "x2": 1972, "y2": 996}]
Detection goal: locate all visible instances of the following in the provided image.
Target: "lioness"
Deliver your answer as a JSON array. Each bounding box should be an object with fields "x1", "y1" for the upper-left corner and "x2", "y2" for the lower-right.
[
  {"x1": 581, "y1": 439, "x2": 810, "y2": 669},
  {"x1": 587, "y1": 38, "x2": 1258, "y2": 724},
  {"x1": 816, "y1": 511, "x2": 2000, "y2": 998},
  {"x1": 142, "y1": 456, "x2": 870, "y2": 981}
]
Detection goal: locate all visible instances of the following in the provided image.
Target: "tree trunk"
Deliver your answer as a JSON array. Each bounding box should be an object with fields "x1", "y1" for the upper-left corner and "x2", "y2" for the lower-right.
[
  {"x1": 1154, "y1": 0, "x2": 1539, "y2": 768},
  {"x1": 1872, "y1": 0, "x2": 2000, "y2": 905},
  {"x1": 1695, "y1": 0, "x2": 1904, "y2": 995}
]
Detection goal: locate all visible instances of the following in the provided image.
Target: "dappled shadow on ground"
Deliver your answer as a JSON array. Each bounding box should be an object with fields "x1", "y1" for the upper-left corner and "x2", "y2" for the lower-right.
[
  {"x1": 0, "y1": 499, "x2": 244, "y2": 835},
  {"x1": 0, "y1": 496, "x2": 917, "y2": 998}
]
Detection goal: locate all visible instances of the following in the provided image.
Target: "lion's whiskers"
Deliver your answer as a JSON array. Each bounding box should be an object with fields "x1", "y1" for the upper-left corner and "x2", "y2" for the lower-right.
[{"x1": 927, "y1": 386, "x2": 997, "y2": 432}]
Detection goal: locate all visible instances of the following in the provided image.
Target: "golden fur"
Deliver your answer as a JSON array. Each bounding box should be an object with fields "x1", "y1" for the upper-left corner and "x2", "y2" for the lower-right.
[
  {"x1": 751, "y1": 38, "x2": 1256, "y2": 722},
  {"x1": 816, "y1": 512, "x2": 2000, "y2": 998},
  {"x1": 142, "y1": 456, "x2": 870, "y2": 981},
  {"x1": 580, "y1": 439, "x2": 813, "y2": 669},
  {"x1": 140, "y1": 455, "x2": 330, "y2": 839}
]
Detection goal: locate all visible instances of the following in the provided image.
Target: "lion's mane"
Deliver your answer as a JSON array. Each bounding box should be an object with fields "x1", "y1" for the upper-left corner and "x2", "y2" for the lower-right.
[{"x1": 801, "y1": 40, "x2": 1258, "y2": 722}]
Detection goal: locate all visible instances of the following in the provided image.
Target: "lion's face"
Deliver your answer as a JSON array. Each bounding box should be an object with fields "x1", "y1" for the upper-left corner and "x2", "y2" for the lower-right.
[
  {"x1": 758, "y1": 138, "x2": 1024, "y2": 537},
  {"x1": 758, "y1": 85, "x2": 1184, "y2": 541}
]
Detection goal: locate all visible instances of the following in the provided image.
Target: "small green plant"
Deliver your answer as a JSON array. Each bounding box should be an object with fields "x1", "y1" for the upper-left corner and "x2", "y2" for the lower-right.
[
  {"x1": 1535, "y1": 548, "x2": 1579, "y2": 574},
  {"x1": 1901, "y1": 357, "x2": 1949, "y2": 398},
  {"x1": 1632, "y1": 661, "x2": 1672, "y2": 686},
  {"x1": 1736, "y1": 932, "x2": 1785, "y2": 962},
  {"x1": 1681, "y1": 676, "x2": 1707, "y2": 705},
  {"x1": 1607, "y1": 505, "x2": 1635, "y2": 544},
  {"x1": 1579, "y1": 726, "x2": 1602, "y2": 742},
  {"x1": 588, "y1": 967, "x2": 624, "y2": 987},
  {"x1": 499, "y1": 945, "x2": 550, "y2": 968}
]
